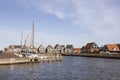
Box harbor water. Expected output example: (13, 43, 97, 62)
(0, 56, 120, 80)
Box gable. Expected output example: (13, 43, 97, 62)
(85, 42, 98, 49)
(46, 45, 53, 49)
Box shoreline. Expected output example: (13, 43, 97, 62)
(62, 53, 120, 59)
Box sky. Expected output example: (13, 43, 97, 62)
(0, 0, 120, 49)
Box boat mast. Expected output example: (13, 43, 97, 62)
(31, 20, 34, 48)
(21, 31, 23, 49)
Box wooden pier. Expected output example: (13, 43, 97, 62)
(0, 53, 63, 65)
(0, 58, 30, 65)
(37, 53, 63, 62)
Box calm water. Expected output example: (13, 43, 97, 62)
(0, 56, 120, 80)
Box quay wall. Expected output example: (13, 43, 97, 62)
(62, 53, 120, 59)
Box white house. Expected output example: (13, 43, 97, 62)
(46, 45, 54, 53)
(38, 44, 46, 54)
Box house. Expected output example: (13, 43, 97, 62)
(74, 48, 81, 54)
(54, 44, 65, 53)
(4, 45, 38, 53)
(60, 45, 65, 53)
(81, 46, 86, 53)
(38, 44, 46, 54)
(65, 45, 74, 54)
(0, 50, 2, 53)
(116, 44, 120, 53)
(4, 45, 23, 53)
(102, 44, 119, 54)
(81, 42, 99, 53)
(46, 45, 54, 53)
(4, 48, 9, 52)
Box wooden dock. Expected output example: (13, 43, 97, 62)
(0, 58, 30, 65)
(37, 53, 63, 62)
(0, 53, 63, 65)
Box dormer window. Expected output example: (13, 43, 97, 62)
(113, 48, 116, 51)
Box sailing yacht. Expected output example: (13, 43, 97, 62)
(20, 21, 38, 58)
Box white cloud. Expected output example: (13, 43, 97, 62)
(1, 0, 120, 48)
(14, 0, 67, 19)
(15, 0, 120, 43)
(68, 0, 120, 42)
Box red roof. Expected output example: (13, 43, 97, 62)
(74, 48, 81, 51)
(106, 44, 119, 51)
(85, 42, 95, 49)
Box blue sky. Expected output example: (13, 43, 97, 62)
(0, 0, 120, 49)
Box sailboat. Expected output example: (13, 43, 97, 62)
(20, 21, 38, 58)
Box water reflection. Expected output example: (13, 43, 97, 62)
(0, 57, 120, 80)
(10, 65, 14, 71)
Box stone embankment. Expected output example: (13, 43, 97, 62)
(62, 53, 120, 59)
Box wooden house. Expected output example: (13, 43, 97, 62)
(81, 42, 99, 53)
(74, 48, 81, 54)
(117, 44, 120, 53)
(46, 45, 54, 53)
(102, 44, 119, 54)
(65, 45, 74, 54)
(81, 46, 86, 53)
(38, 44, 46, 54)
(5, 45, 23, 53)
(54, 44, 65, 53)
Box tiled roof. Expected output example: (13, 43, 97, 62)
(60, 45, 65, 47)
(46, 45, 53, 49)
(117, 44, 120, 49)
(85, 42, 95, 49)
(66, 45, 74, 49)
(9, 45, 23, 48)
(39, 44, 45, 48)
(106, 44, 119, 51)
(74, 48, 81, 50)
(81, 46, 85, 50)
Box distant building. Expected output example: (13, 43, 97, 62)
(101, 44, 119, 54)
(54, 44, 59, 53)
(74, 48, 81, 54)
(4, 45, 38, 53)
(60, 45, 65, 53)
(81, 42, 99, 53)
(38, 44, 46, 54)
(81, 46, 86, 53)
(54, 44, 65, 53)
(116, 44, 120, 53)
(46, 45, 54, 53)
(0, 50, 2, 53)
(65, 45, 74, 54)
(4, 45, 23, 53)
